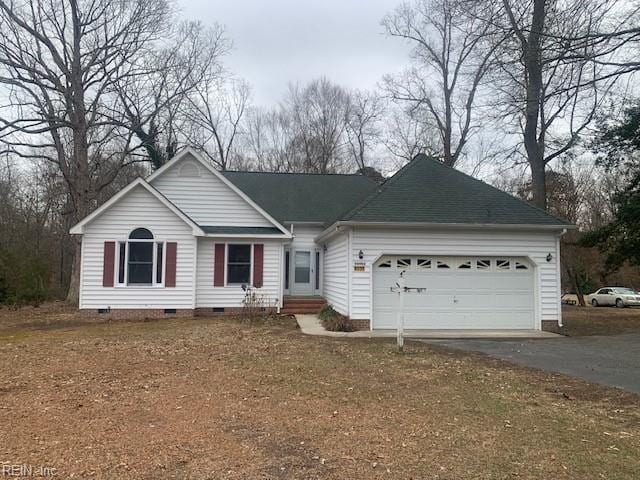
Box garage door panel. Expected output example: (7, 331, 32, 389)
(373, 255, 535, 330)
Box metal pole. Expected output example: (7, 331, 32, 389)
(397, 273, 405, 352)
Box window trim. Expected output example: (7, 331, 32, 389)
(225, 243, 253, 286)
(113, 228, 167, 288)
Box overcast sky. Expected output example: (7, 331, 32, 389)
(178, 0, 411, 107)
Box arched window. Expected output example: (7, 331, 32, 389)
(129, 228, 154, 239)
(116, 228, 164, 285)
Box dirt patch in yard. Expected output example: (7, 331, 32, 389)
(557, 305, 640, 336)
(1, 307, 639, 479)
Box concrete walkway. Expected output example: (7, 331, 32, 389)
(295, 314, 561, 339)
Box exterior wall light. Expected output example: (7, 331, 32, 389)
(358, 250, 364, 259)
(546, 253, 553, 262)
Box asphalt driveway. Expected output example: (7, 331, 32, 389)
(422, 334, 640, 394)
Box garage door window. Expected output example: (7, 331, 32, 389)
(477, 259, 491, 270)
(417, 258, 431, 269)
(397, 258, 411, 268)
(496, 259, 510, 270)
(376, 256, 530, 272)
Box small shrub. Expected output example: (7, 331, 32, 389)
(319, 305, 354, 332)
(240, 284, 276, 322)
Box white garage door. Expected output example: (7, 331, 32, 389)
(373, 256, 535, 329)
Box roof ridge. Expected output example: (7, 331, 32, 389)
(223, 170, 372, 178)
(338, 155, 425, 222)
(426, 157, 571, 225)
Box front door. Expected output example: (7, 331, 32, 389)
(292, 250, 313, 296)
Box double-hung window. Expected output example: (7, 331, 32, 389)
(227, 244, 252, 285)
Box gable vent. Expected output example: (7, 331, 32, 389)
(179, 161, 200, 177)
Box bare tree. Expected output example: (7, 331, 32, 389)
(492, 0, 638, 209)
(287, 77, 351, 173)
(0, 0, 173, 302)
(244, 79, 381, 174)
(345, 90, 384, 170)
(383, 0, 503, 167)
(183, 78, 250, 171)
(112, 21, 230, 169)
(382, 104, 439, 166)
(244, 107, 298, 172)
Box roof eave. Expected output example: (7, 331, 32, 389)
(315, 220, 575, 243)
(202, 233, 293, 239)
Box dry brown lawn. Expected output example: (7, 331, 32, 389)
(1, 305, 639, 479)
(559, 305, 640, 336)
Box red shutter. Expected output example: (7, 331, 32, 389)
(165, 242, 177, 287)
(253, 244, 264, 288)
(102, 241, 115, 287)
(214, 243, 225, 286)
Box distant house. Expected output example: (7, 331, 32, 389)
(70, 148, 571, 331)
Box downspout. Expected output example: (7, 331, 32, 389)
(556, 228, 567, 327)
(347, 228, 353, 318)
(277, 244, 282, 313)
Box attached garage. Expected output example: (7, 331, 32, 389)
(372, 255, 535, 330)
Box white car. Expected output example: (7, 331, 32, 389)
(590, 287, 640, 308)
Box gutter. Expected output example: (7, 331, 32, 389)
(315, 220, 576, 244)
(200, 233, 292, 239)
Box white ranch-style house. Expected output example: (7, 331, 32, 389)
(70, 148, 572, 331)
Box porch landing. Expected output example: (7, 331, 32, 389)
(296, 314, 561, 339)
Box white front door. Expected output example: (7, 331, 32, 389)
(292, 250, 313, 296)
(372, 255, 535, 329)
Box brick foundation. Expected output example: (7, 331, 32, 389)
(541, 320, 561, 333)
(194, 307, 277, 317)
(97, 309, 194, 320)
(349, 318, 370, 331)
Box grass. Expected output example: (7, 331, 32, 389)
(558, 305, 640, 336)
(1, 307, 639, 479)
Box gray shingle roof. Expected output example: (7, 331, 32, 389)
(340, 155, 571, 226)
(222, 171, 378, 224)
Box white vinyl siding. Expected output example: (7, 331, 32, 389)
(80, 185, 195, 309)
(322, 230, 349, 315)
(349, 227, 562, 327)
(290, 225, 323, 251)
(196, 238, 282, 308)
(151, 153, 274, 227)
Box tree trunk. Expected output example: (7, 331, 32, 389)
(574, 271, 586, 307)
(66, 236, 82, 305)
(66, 0, 91, 305)
(530, 159, 547, 209)
(565, 263, 586, 307)
(522, 0, 547, 210)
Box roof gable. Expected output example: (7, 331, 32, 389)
(147, 148, 290, 234)
(340, 155, 571, 227)
(222, 171, 378, 224)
